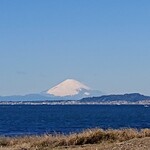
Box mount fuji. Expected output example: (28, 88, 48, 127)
(44, 79, 103, 100)
(0, 79, 103, 101)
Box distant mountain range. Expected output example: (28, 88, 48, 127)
(0, 79, 150, 103)
(0, 93, 150, 105)
(0, 79, 103, 101)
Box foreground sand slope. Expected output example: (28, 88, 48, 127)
(62, 137, 150, 150)
(0, 137, 150, 150)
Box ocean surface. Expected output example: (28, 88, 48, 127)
(0, 105, 150, 136)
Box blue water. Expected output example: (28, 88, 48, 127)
(0, 105, 149, 136)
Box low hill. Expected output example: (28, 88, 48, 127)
(80, 93, 150, 102)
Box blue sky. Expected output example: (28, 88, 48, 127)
(0, 0, 150, 96)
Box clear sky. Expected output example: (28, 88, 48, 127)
(0, 0, 150, 96)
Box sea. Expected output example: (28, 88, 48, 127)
(0, 105, 149, 136)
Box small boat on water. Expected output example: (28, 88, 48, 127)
(144, 105, 149, 107)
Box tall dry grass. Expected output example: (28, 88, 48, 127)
(0, 128, 150, 149)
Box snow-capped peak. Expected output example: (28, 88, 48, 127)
(47, 79, 91, 97)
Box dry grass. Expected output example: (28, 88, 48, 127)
(0, 128, 150, 150)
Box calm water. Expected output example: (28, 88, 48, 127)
(0, 105, 150, 136)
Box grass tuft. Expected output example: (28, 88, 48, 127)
(0, 128, 150, 150)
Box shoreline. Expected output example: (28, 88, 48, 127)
(0, 102, 150, 105)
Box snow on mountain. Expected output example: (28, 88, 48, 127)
(46, 79, 103, 99)
(47, 79, 90, 96)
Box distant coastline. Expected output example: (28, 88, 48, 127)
(0, 100, 150, 105)
(0, 93, 150, 105)
(0, 99, 150, 105)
